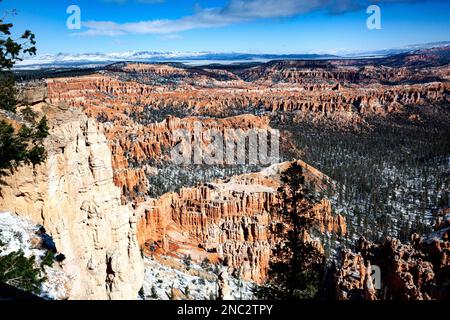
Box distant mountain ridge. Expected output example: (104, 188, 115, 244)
(15, 51, 339, 69)
(14, 41, 450, 70)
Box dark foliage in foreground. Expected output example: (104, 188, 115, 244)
(256, 163, 325, 299)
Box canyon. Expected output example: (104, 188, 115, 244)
(1, 46, 449, 300)
(136, 162, 347, 283)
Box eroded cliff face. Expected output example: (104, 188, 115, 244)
(47, 75, 450, 120)
(235, 58, 450, 84)
(44, 61, 450, 203)
(47, 76, 276, 202)
(136, 161, 346, 283)
(335, 209, 450, 300)
(102, 114, 272, 203)
(0, 105, 144, 300)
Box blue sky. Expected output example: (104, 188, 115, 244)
(2, 0, 450, 55)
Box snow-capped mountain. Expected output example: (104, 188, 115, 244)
(15, 51, 338, 69)
(340, 41, 450, 58)
(14, 41, 450, 69)
(15, 51, 204, 67)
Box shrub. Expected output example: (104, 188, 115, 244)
(0, 116, 49, 182)
(201, 257, 211, 269)
(55, 253, 66, 263)
(0, 6, 47, 183)
(183, 255, 192, 270)
(150, 285, 158, 299)
(40, 250, 55, 269)
(21, 106, 37, 123)
(0, 72, 17, 112)
(0, 250, 45, 294)
(138, 286, 145, 299)
(184, 285, 190, 298)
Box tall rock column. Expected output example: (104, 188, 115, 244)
(0, 107, 144, 300)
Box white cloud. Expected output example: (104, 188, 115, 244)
(78, 0, 433, 36)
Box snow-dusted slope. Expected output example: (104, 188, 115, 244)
(142, 256, 255, 300)
(0, 212, 70, 300)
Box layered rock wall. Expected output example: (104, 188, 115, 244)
(0, 106, 144, 299)
(137, 162, 346, 283)
(47, 76, 450, 120)
(335, 210, 450, 300)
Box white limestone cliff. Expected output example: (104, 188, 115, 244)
(0, 106, 144, 300)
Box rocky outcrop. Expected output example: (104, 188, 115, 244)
(335, 209, 450, 300)
(141, 83, 448, 118)
(107, 113, 272, 202)
(236, 58, 449, 84)
(137, 161, 346, 283)
(0, 105, 144, 300)
(217, 271, 231, 300)
(45, 74, 448, 210)
(48, 80, 276, 202)
(16, 81, 48, 105)
(47, 74, 450, 124)
(45, 66, 449, 200)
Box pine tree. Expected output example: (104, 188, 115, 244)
(0, 2, 48, 183)
(256, 162, 325, 299)
(0, 250, 45, 294)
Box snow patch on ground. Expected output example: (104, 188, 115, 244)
(260, 162, 284, 176)
(210, 181, 275, 194)
(0, 212, 40, 257)
(142, 255, 255, 300)
(422, 226, 450, 244)
(0, 212, 70, 300)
